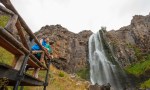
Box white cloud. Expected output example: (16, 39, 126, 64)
(10, 0, 150, 33)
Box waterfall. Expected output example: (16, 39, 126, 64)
(88, 31, 125, 90)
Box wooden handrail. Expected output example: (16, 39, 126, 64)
(16, 20, 30, 49)
(0, 27, 29, 54)
(0, 27, 47, 69)
(0, 35, 23, 55)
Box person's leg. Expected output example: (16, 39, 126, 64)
(33, 68, 40, 78)
(40, 52, 45, 63)
(32, 50, 43, 78)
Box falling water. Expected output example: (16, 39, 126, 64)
(88, 31, 125, 90)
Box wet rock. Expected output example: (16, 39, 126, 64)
(89, 83, 111, 90)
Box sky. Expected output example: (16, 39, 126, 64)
(10, 0, 150, 33)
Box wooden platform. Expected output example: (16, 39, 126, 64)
(0, 63, 44, 86)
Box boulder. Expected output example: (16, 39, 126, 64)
(89, 83, 111, 90)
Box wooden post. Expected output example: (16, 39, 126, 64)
(44, 60, 51, 90)
(14, 55, 25, 70)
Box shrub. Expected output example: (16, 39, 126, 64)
(58, 71, 65, 77)
(125, 54, 150, 76)
(76, 68, 90, 80)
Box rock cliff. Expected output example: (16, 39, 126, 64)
(35, 25, 93, 73)
(101, 14, 150, 67)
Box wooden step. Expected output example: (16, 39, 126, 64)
(0, 63, 44, 86)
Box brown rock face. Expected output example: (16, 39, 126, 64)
(35, 24, 93, 73)
(104, 14, 150, 67)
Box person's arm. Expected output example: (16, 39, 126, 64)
(39, 39, 45, 49)
(40, 39, 43, 44)
(47, 45, 51, 53)
(45, 44, 53, 58)
(49, 45, 53, 58)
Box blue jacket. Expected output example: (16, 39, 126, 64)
(31, 39, 47, 50)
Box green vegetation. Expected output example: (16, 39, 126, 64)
(125, 44, 150, 76)
(127, 44, 142, 59)
(125, 59, 150, 76)
(0, 15, 13, 65)
(141, 79, 150, 89)
(125, 54, 150, 76)
(0, 47, 14, 65)
(76, 68, 90, 80)
(58, 71, 65, 77)
(0, 15, 10, 27)
(7, 86, 31, 90)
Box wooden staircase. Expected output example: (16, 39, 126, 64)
(0, 0, 51, 90)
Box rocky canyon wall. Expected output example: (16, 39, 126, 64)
(104, 14, 150, 67)
(35, 25, 93, 73)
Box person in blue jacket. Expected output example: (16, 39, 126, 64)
(31, 37, 51, 78)
(32, 36, 53, 61)
(32, 37, 47, 50)
(31, 37, 47, 59)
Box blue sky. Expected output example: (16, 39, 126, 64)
(11, 0, 150, 33)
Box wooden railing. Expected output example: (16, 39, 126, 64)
(0, 0, 51, 90)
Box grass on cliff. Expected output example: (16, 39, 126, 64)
(125, 54, 150, 76)
(125, 44, 150, 76)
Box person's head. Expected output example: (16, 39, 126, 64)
(49, 41, 54, 45)
(44, 37, 50, 43)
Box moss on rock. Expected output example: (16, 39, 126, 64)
(141, 79, 150, 89)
